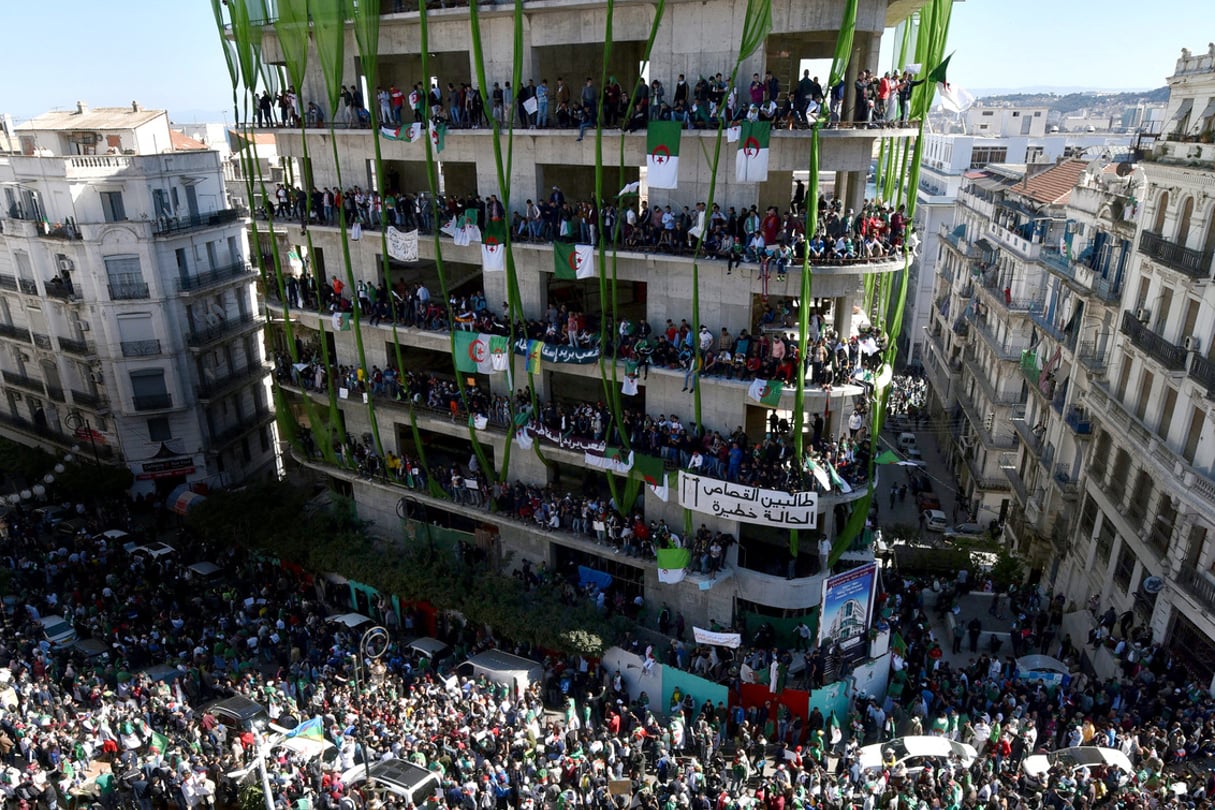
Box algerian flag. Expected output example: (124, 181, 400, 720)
(632, 453, 665, 486)
(454, 331, 479, 374)
(482, 219, 507, 272)
(938, 82, 975, 113)
(622, 374, 639, 396)
(554, 242, 595, 280)
(514, 429, 533, 450)
(473, 333, 497, 374)
(646, 121, 682, 189)
(452, 210, 481, 247)
(736, 121, 770, 183)
(584, 447, 634, 474)
(489, 335, 509, 371)
(440, 216, 459, 238)
(827, 463, 852, 494)
(380, 123, 422, 142)
(148, 731, 171, 756)
(618, 181, 641, 197)
(429, 120, 446, 153)
(747, 378, 782, 406)
(330, 312, 352, 332)
(469, 414, 489, 430)
(656, 548, 691, 584)
(726, 125, 741, 143)
(875, 449, 900, 465)
(649, 477, 670, 503)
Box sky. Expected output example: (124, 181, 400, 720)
(1, 0, 1203, 126)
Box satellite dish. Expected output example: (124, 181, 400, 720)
(1142, 576, 1164, 594)
(1115, 161, 1133, 177)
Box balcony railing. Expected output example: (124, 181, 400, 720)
(186, 314, 259, 348)
(32, 333, 53, 350)
(0, 273, 16, 291)
(120, 339, 162, 357)
(197, 364, 269, 400)
(1178, 567, 1215, 615)
(1064, 407, 1093, 435)
(17, 278, 38, 295)
(0, 323, 31, 342)
(1191, 352, 1215, 394)
(71, 389, 106, 410)
(58, 337, 94, 357)
(1120, 310, 1188, 371)
(45, 385, 65, 402)
(967, 313, 1030, 361)
(2, 370, 44, 394)
(132, 393, 172, 411)
(108, 281, 150, 300)
(0, 411, 114, 459)
(1138, 229, 1213, 280)
(152, 208, 242, 236)
(1052, 465, 1080, 499)
(43, 281, 79, 301)
(1076, 341, 1108, 374)
(1039, 248, 1075, 280)
(178, 261, 253, 293)
(209, 409, 274, 448)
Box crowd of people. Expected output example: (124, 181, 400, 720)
(253, 60, 923, 134)
(0, 494, 1207, 809)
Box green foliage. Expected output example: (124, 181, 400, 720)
(239, 782, 266, 810)
(978, 88, 1168, 114)
(989, 551, 1026, 590)
(188, 482, 623, 656)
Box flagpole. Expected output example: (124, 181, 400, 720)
(255, 731, 276, 810)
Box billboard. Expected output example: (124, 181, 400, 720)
(818, 563, 878, 655)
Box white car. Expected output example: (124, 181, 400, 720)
(922, 509, 948, 532)
(130, 542, 177, 561)
(1022, 747, 1133, 786)
(39, 616, 77, 648)
(858, 736, 978, 776)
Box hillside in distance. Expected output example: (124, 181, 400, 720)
(974, 87, 1169, 114)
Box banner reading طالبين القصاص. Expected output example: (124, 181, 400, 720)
(677, 471, 818, 529)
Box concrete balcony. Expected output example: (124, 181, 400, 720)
(0, 322, 31, 342)
(197, 364, 270, 401)
(962, 353, 1024, 408)
(2, 370, 45, 395)
(186, 314, 261, 350)
(1120, 309, 1187, 372)
(1138, 229, 1212, 280)
(1002, 463, 1029, 504)
(986, 221, 1042, 260)
(1010, 415, 1047, 460)
(153, 208, 244, 237)
(1145, 138, 1215, 170)
(71, 389, 108, 412)
(956, 386, 1018, 452)
(178, 261, 256, 294)
(58, 337, 96, 358)
(967, 313, 1030, 362)
(1051, 464, 1080, 501)
(957, 189, 995, 220)
(1038, 247, 1075, 281)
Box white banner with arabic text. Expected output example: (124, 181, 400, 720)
(678, 471, 818, 529)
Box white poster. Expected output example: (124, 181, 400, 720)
(692, 627, 741, 648)
(678, 471, 818, 528)
(386, 227, 418, 262)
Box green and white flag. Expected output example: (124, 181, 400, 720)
(554, 242, 595, 280)
(747, 378, 782, 406)
(429, 120, 447, 153)
(482, 219, 507, 272)
(584, 447, 634, 474)
(736, 121, 770, 183)
(646, 121, 682, 189)
(380, 123, 423, 142)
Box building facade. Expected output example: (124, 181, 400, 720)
(245, 0, 934, 630)
(0, 104, 276, 495)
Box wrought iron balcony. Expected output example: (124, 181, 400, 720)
(0, 322, 31, 342)
(1120, 310, 1188, 371)
(1191, 352, 1215, 394)
(17, 278, 38, 295)
(0, 273, 16, 291)
(186, 314, 260, 349)
(121, 339, 163, 357)
(178, 261, 254, 293)
(71, 390, 107, 410)
(1178, 567, 1215, 615)
(1138, 229, 1212, 280)
(32, 333, 53, 350)
(1064, 407, 1093, 435)
(2, 370, 45, 394)
(45, 385, 65, 402)
(132, 393, 173, 411)
(43, 281, 79, 301)
(108, 281, 150, 300)
(152, 207, 243, 236)
(58, 337, 95, 357)
(197, 364, 269, 400)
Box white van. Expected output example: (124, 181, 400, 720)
(457, 650, 545, 699)
(344, 758, 442, 806)
(897, 432, 918, 452)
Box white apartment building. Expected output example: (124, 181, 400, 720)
(927, 44, 1215, 688)
(0, 103, 276, 496)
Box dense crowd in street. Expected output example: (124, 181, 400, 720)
(0, 496, 1207, 809)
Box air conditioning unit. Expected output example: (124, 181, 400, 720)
(1136, 308, 1151, 324)
(1184, 335, 1201, 352)
(57, 258, 74, 272)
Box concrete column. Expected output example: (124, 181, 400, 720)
(835, 294, 854, 338)
(842, 40, 861, 125)
(845, 169, 866, 214)
(833, 172, 848, 207)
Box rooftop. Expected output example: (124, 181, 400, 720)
(18, 104, 166, 132)
(1008, 158, 1088, 206)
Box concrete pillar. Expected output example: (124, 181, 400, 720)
(760, 170, 794, 213)
(835, 294, 854, 337)
(842, 40, 861, 125)
(833, 171, 848, 207)
(845, 169, 866, 214)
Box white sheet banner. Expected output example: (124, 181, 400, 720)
(678, 471, 818, 528)
(693, 627, 741, 648)
(386, 227, 418, 262)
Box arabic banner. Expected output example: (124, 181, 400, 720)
(386, 226, 418, 262)
(677, 471, 818, 529)
(513, 338, 600, 365)
(526, 422, 606, 453)
(692, 627, 742, 648)
(818, 562, 878, 651)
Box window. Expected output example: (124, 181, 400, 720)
(1079, 495, 1098, 541)
(1115, 358, 1132, 401)
(129, 369, 170, 411)
(1183, 406, 1204, 463)
(240, 437, 251, 464)
(1012, 111, 1020, 117)
(1158, 386, 1177, 441)
(260, 425, 271, 453)
(147, 417, 172, 442)
(969, 147, 1008, 168)
(1108, 449, 1131, 502)
(1136, 370, 1154, 422)
(99, 191, 126, 222)
(1113, 543, 1136, 591)
(1096, 517, 1115, 563)
(1127, 470, 1152, 528)
(1090, 431, 1110, 479)
(1149, 495, 1177, 556)
(104, 256, 148, 300)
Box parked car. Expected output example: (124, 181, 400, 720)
(1022, 747, 1132, 788)
(32, 505, 70, 529)
(129, 542, 177, 562)
(343, 758, 442, 807)
(38, 615, 77, 648)
(944, 523, 986, 541)
(922, 509, 949, 532)
(896, 432, 918, 452)
(916, 493, 942, 511)
(205, 695, 269, 732)
(858, 736, 977, 776)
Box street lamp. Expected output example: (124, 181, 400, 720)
(64, 413, 100, 464)
(350, 625, 390, 785)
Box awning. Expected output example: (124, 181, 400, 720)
(971, 176, 1006, 192)
(1169, 97, 1194, 125)
(1197, 97, 1215, 129)
(167, 483, 206, 515)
